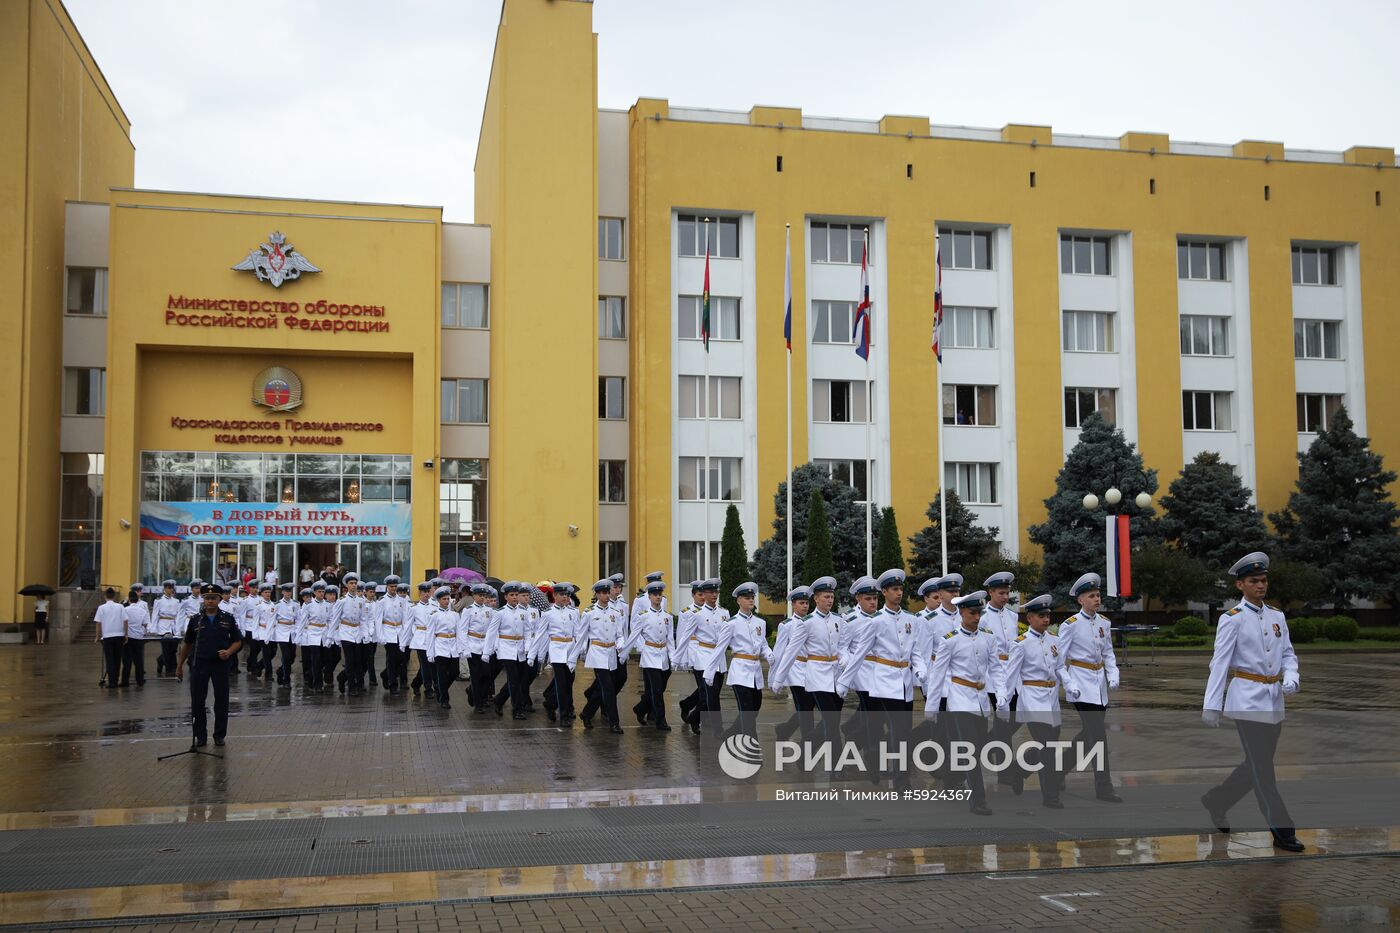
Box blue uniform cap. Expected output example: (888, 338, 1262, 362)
(1070, 572, 1102, 597)
(935, 573, 964, 592)
(342, 572, 359, 583)
(608, 573, 625, 585)
(645, 571, 664, 582)
(645, 580, 666, 595)
(433, 586, 451, 599)
(810, 575, 837, 594)
(324, 585, 339, 596)
(849, 576, 879, 597)
(383, 574, 401, 586)
(198, 583, 221, 596)
(787, 585, 813, 603)
(593, 579, 612, 594)
(917, 578, 941, 598)
(162, 579, 177, 588)
(877, 568, 906, 590)
(953, 590, 988, 611)
(983, 571, 1015, 589)
(732, 582, 758, 600)
(1021, 593, 1054, 614)
(1229, 552, 1270, 577)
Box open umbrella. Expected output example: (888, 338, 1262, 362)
(18, 584, 55, 597)
(440, 567, 485, 584)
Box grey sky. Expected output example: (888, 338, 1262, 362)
(67, 0, 1398, 223)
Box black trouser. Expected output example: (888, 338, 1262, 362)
(580, 667, 619, 726)
(258, 638, 274, 678)
(990, 693, 1020, 784)
(322, 643, 341, 684)
(1204, 719, 1295, 838)
(808, 689, 844, 751)
(277, 641, 296, 683)
(550, 662, 576, 720)
(101, 636, 124, 686)
(382, 644, 406, 690)
(363, 642, 378, 685)
(866, 695, 914, 785)
(189, 656, 231, 742)
(411, 648, 436, 695)
(1071, 701, 1115, 794)
(1007, 720, 1064, 803)
(730, 683, 763, 738)
(775, 685, 814, 740)
(302, 644, 323, 688)
(466, 653, 490, 706)
(496, 658, 526, 714)
(244, 637, 261, 673)
(120, 638, 146, 685)
(434, 654, 459, 706)
(947, 711, 988, 808)
(339, 640, 363, 690)
(686, 670, 725, 731)
(158, 637, 179, 675)
(640, 667, 671, 728)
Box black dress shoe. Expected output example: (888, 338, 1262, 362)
(689, 718, 701, 735)
(634, 705, 648, 726)
(513, 711, 527, 720)
(213, 737, 225, 747)
(581, 717, 593, 730)
(1009, 774, 1024, 796)
(411, 685, 421, 696)
(439, 702, 452, 710)
(494, 703, 505, 717)
(1273, 835, 1305, 852)
(546, 710, 557, 722)
(1043, 798, 1064, 809)
(655, 724, 672, 732)
(610, 724, 624, 734)
(1201, 793, 1230, 834)
(1096, 791, 1124, 803)
(970, 805, 992, 816)
(193, 738, 208, 748)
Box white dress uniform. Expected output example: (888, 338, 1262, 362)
(1057, 610, 1120, 706)
(912, 605, 958, 695)
(800, 609, 841, 694)
(673, 601, 703, 670)
(691, 605, 729, 685)
(426, 606, 462, 663)
(923, 624, 1002, 715)
(461, 602, 489, 657)
(539, 605, 582, 666)
(708, 610, 771, 689)
(253, 597, 276, 643)
(273, 597, 298, 643)
(483, 604, 529, 661)
(1204, 599, 1299, 724)
(1001, 628, 1070, 726)
(573, 602, 624, 671)
(980, 602, 1021, 694)
(408, 599, 434, 652)
(836, 608, 880, 695)
(839, 606, 916, 703)
(768, 615, 804, 691)
(176, 592, 200, 637)
(630, 592, 668, 628)
(378, 594, 410, 648)
(152, 595, 180, 638)
(623, 607, 675, 672)
(297, 599, 330, 648)
(124, 600, 150, 640)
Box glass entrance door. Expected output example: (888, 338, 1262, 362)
(275, 542, 296, 590)
(194, 542, 215, 584)
(239, 543, 261, 588)
(337, 542, 359, 577)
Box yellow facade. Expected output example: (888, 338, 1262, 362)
(1, 0, 133, 622)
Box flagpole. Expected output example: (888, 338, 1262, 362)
(784, 224, 793, 603)
(863, 229, 872, 579)
(703, 242, 711, 579)
(935, 232, 948, 576)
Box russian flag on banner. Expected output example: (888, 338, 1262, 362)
(782, 227, 792, 351)
(1106, 514, 1132, 597)
(852, 237, 871, 360)
(932, 235, 944, 363)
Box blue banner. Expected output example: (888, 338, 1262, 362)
(140, 501, 411, 542)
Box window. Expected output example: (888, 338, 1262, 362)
(63, 367, 105, 416)
(812, 379, 872, 424)
(141, 451, 413, 506)
(1177, 240, 1228, 281)
(945, 462, 998, 504)
(599, 376, 625, 420)
(678, 375, 741, 420)
(937, 227, 993, 270)
(810, 221, 872, 264)
(814, 458, 874, 502)
(440, 458, 487, 573)
(1060, 234, 1113, 275)
(941, 384, 997, 426)
(1180, 315, 1231, 356)
(811, 300, 856, 344)
(441, 378, 487, 424)
(599, 460, 626, 503)
(678, 456, 742, 501)
(678, 295, 741, 341)
(599, 541, 626, 579)
(677, 214, 740, 258)
(1064, 387, 1117, 427)
(1062, 310, 1116, 353)
(441, 283, 489, 328)
(66, 267, 107, 316)
(1294, 319, 1341, 360)
(598, 217, 625, 260)
(679, 540, 721, 582)
(944, 306, 995, 349)
(599, 296, 626, 339)
(1291, 245, 1338, 285)
(1182, 391, 1233, 431)
(1297, 394, 1343, 433)
(59, 452, 104, 587)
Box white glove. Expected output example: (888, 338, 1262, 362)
(567, 661, 576, 673)
(994, 702, 1010, 721)
(1202, 708, 1221, 728)
(1282, 674, 1299, 696)
(1107, 673, 1120, 690)
(1066, 687, 1081, 702)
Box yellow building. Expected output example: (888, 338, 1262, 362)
(3, 0, 1397, 629)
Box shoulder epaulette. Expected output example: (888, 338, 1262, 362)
(1015, 634, 1026, 642)
(943, 630, 956, 639)
(1062, 614, 1078, 624)
(1226, 607, 1242, 617)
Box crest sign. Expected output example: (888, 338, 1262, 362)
(252, 366, 304, 413)
(232, 231, 321, 288)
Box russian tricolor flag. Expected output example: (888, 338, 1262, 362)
(1106, 514, 1132, 597)
(853, 237, 871, 360)
(783, 227, 792, 351)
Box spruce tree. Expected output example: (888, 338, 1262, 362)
(718, 503, 749, 616)
(873, 506, 905, 576)
(1268, 407, 1400, 607)
(964, 550, 1043, 599)
(751, 463, 877, 601)
(1158, 451, 1268, 572)
(1027, 412, 1159, 603)
(802, 489, 834, 583)
(906, 490, 999, 584)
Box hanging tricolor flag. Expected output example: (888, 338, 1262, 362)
(782, 228, 793, 351)
(932, 236, 944, 363)
(1105, 514, 1133, 597)
(852, 236, 871, 360)
(701, 247, 711, 352)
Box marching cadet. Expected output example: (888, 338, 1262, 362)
(998, 594, 1071, 808)
(622, 580, 675, 731)
(121, 586, 150, 687)
(924, 590, 1003, 815)
(176, 579, 203, 640)
(377, 575, 411, 694)
(237, 583, 259, 677)
(175, 583, 243, 748)
(272, 583, 298, 686)
(321, 585, 344, 687)
(769, 585, 814, 743)
(630, 571, 668, 626)
(298, 583, 330, 689)
(426, 586, 461, 709)
(838, 576, 880, 745)
(674, 580, 705, 724)
(802, 577, 844, 744)
(336, 573, 368, 695)
(408, 581, 436, 698)
(463, 584, 494, 712)
(683, 579, 726, 735)
(521, 582, 551, 708)
(253, 584, 277, 680)
(538, 583, 581, 725)
(1201, 552, 1304, 852)
(361, 581, 380, 689)
(841, 570, 918, 785)
(575, 580, 626, 733)
(608, 574, 631, 699)
(706, 582, 770, 738)
(152, 580, 181, 677)
(1058, 572, 1122, 802)
(981, 571, 1021, 789)
(485, 582, 531, 719)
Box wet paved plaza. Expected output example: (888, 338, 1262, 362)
(0, 644, 1396, 929)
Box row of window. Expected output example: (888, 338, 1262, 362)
(140, 451, 415, 505)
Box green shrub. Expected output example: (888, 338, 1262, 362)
(1173, 616, 1208, 637)
(1324, 616, 1359, 642)
(1288, 617, 1318, 643)
(1361, 628, 1400, 643)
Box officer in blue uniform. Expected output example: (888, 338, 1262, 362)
(175, 583, 243, 748)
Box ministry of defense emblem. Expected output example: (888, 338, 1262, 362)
(232, 231, 321, 288)
(252, 366, 304, 412)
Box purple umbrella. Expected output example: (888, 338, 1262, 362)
(441, 567, 485, 584)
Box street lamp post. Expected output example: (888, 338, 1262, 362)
(1082, 469, 1153, 600)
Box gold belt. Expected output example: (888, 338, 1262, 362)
(1231, 668, 1282, 684)
(997, 653, 1009, 660)
(468, 631, 485, 638)
(864, 655, 909, 669)
(383, 622, 401, 628)
(697, 640, 716, 649)
(499, 634, 522, 640)
(796, 656, 808, 662)
(434, 632, 454, 639)
(645, 640, 667, 649)
(550, 636, 574, 643)
(1068, 659, 1103, 671)
(807, 654, 837, 662)
(1022, 679, 1057, 688)
(952, 676, 985, 689)
(341, 621, 359, 627)
(733, 652, 759, 661)
(591, 640, 616, 648)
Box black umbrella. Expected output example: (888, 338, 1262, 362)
(18, 584, 55, 597)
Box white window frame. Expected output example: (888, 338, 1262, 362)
(599, 376, 625, 421)
(1060, 234, 1113, 276)
(1297, 393, 1343, 433)
(678, 456, 743, 502)
(678, 295, 742, 342)
(598, 217, 625, 261)
(811, 300, 857, 345)
(677, 375, 741, 420)
(1183, 390, 1233, 432)
(941, 384, 998, 427)
(65, 267, 108, 317)
(441, 282, 489, 329)
(1062, 310, 1116, 353)
(598, 296, 626, 339)
(812, 379, 872, 424)
(945, 462, 999, 505)
(599, 541, 626, 579)
(1180, 314, 1232, 357)
(441, 378, 488, 425)
(679, 540, 721, 582)
(937, 227, 993, 271)
(1291, 245, 1338, 286)
(598, 460, 626, 504)
(1293, 319, 1342, 360)
(1064, 387, 1117, 427)
(810, 221, 872, 265)
(1177, 240, 1228, 281)
(944, 306, 995, 350)
(677, 215, 741, 259)
(63, 367, 106, 417)
(812, 458, 875, 503)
